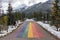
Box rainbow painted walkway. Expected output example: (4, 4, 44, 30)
(0, 21, 58, 40)
(11, 21, 45, 38)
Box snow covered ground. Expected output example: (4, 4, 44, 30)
(37, 21, 60, 39)
(25, 19, 34, 21)
(0, 20, 22, 37)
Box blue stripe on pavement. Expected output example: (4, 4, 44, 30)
(22, 22, 30, 38)
(17, 22, 29, 38)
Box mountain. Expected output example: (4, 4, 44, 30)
(15, 4, 28, 12)
(15, 0, 60, 14)
(23, 0, 60, 14)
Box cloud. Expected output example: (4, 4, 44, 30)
(0, 0, 48, 13)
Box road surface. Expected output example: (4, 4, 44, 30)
(0, 21, 58, 40)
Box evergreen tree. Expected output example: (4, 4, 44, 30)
(52, 0, 59, 31)
(7, 3, 15, 25)
(39, 12, 42, 21)
(46, 13, 50, 23)
(21, 12, 26, 21)
(3, 15, 8, 25)
(14, 12, 21, 21)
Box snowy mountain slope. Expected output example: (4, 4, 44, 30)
(23, 0, 54, 14)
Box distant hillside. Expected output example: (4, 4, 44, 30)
(15, 0, 60, 14)
(23, 0, 55, 14)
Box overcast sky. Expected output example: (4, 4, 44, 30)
(0, 0, 48, 13)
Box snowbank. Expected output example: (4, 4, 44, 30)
(16, 20, 22, 26)
(25, 19, 34, 21)
(0, 20, 22, 37)
(0, 31, 7, 37)
(7, 26, 16, 33)
(37, 21, 60, 39)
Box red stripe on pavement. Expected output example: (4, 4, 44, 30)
(32, 22, 45, 38)
(32, 23, 40, 38)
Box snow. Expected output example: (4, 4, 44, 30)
(16, 20, 22, 27)
(0, 30, 7, 37)
(37, 21, 60, 39)
(25, 19, 34, 21)
(0, 20, 22, 37)
(7, 26, 16, 33)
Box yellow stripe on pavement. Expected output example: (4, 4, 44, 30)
(28, 22, 33, 38)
